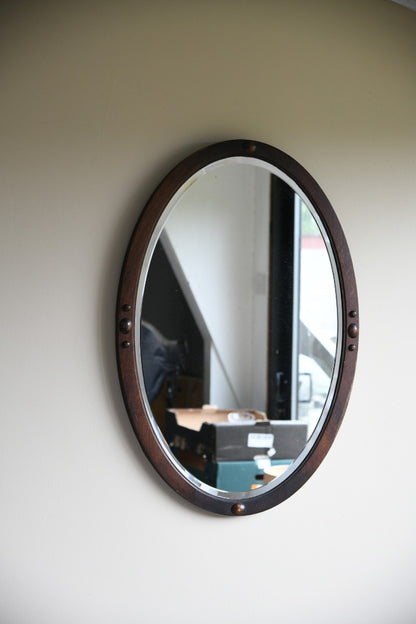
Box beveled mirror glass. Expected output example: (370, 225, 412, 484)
(116, 140, 358, 515)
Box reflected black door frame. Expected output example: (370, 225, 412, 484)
(268, 176, 301, 420)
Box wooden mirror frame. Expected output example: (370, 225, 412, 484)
(116, 139, 358, 516)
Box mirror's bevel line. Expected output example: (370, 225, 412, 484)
(134, 156, 342, 501)
(116, 139, 359, 515)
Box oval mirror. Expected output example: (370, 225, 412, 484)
(116, 140, 358, 515)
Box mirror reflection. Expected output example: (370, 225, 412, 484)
(140, 159, 338, 493)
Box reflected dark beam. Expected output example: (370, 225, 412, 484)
(268, 176, 299, 420)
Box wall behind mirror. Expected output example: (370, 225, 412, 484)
(2, 1, 415, 621)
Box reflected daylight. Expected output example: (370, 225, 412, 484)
(139, 159, 338, 493)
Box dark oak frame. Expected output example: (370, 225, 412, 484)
(116, 139, 359, 516)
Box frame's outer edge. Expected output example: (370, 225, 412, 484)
(116, 139, 359, 516)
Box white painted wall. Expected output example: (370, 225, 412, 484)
(1, 2, 415, 623)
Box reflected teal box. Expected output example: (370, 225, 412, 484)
(216, 459, 292, 491)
